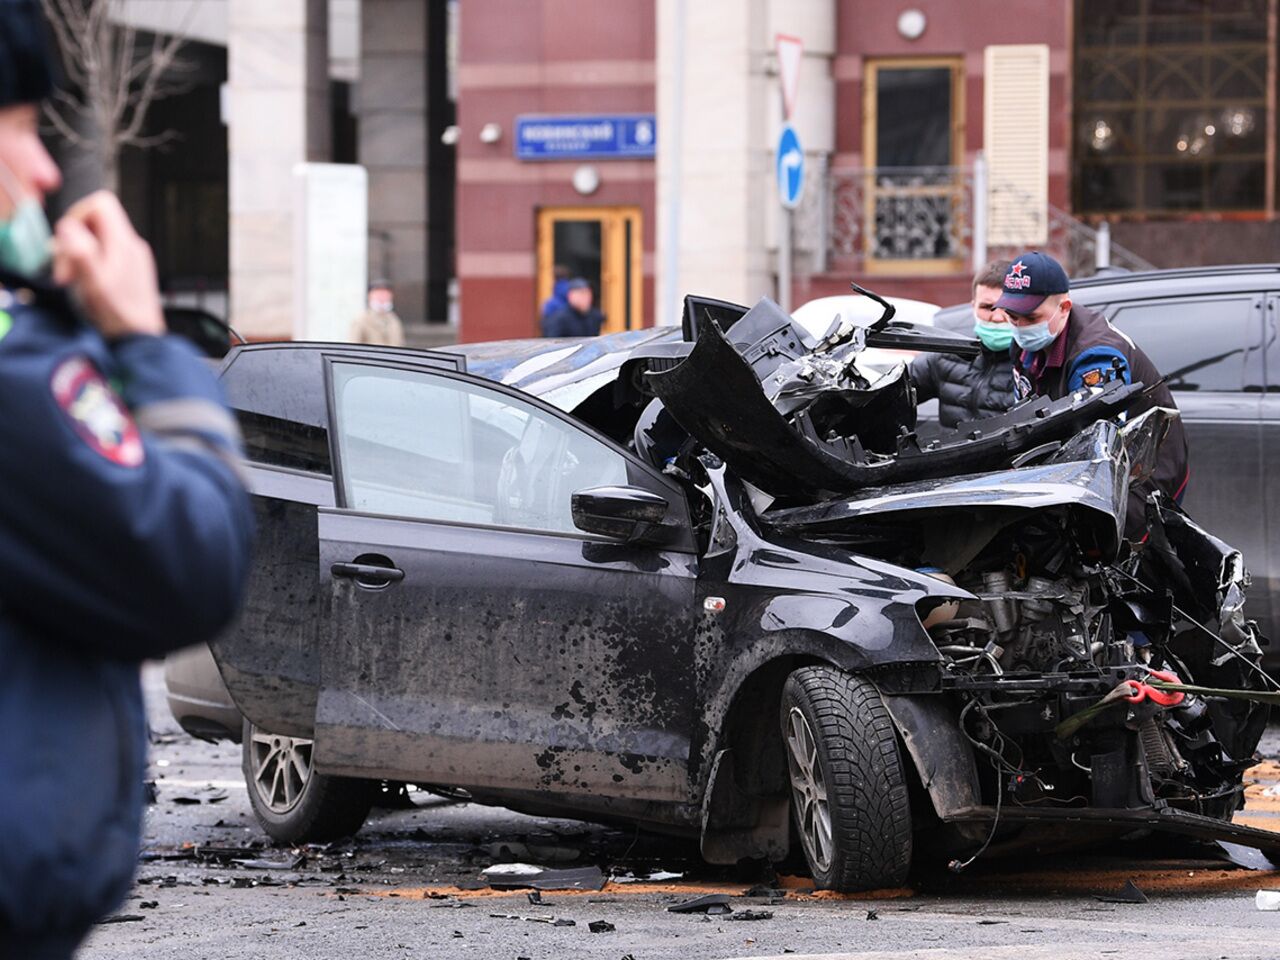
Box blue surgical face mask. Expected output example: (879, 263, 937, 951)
(0, 159, 52, 278)
(1011, 317, 1058, 353)
(0, 195, 52, 277)
(974, 318, 1014, 351)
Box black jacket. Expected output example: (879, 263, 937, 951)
(0, 275, 253, 956)
(1014, 304, 1190, 533)
(542, 304, 604, 338)
(909, 347, 1016, 428)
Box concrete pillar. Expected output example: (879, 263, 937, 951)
(228, 0, 330, 340)
(358, 0, 430, 327)
(657, 0, 834, 316)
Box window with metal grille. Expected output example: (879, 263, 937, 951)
(1073, 0, 1271, 215)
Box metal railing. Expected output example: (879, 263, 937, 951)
(793, 161, 1154, 280)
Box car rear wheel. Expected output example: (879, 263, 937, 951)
(780, 666, 912, 891)
(242, 720, 376, 844)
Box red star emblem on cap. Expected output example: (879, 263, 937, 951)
(1009, 261, 1026, 276)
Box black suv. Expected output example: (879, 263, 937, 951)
(936, 264, 1280, 641)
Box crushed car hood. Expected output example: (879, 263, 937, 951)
(640, 298, 1148, 499)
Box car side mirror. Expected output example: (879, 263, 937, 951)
(571, 485, 670, 542)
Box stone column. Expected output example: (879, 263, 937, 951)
(358, 0, 430, 327)
(656, 0, 834, 316)
(657, 0, 771, 317)
(228, 0, 330, 340)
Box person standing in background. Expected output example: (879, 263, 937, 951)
(350, 278, 405, 346)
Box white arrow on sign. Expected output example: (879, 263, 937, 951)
(776, 33, 803, 121)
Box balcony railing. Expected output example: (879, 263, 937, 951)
(792, 163, 1154, 280)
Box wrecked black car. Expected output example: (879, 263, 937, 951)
(207, 293, 1280, 892)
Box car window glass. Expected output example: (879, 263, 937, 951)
(332, 363, 628, 533)
(222, 350, 332, 473)
(1107, 296, 1259, 391)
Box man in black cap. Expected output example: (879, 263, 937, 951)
(0, 3, 253, 956)
(993, 250, 1189, 532)
(541, 276, 605, 337)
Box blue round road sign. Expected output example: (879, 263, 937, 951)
(776, 124, 804, 209)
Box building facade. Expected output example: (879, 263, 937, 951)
(81, 1, 1280, 343)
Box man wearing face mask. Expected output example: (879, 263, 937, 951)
(0, 4, 253, 957)
(909, 259, 1016, 428)
(995, 251, 1189, 530)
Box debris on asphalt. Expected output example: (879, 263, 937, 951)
(976, 919, 1009, 925)
(139, 901, 159, 909)
(866, 909, 879, 921)
(481, 840, 580, 863)
(480, 863, 606, 891)
(611, 869, 684, 883)
(743, 884, 784, 898)
(170, 788, 228, 805)
(731, 909, 774, 921)
(1093, 880, 1149, 904)
(488, 913, 575, 926)
(233, 855, 306, 870)
(95, 915, 145, 925)
(668, 893, 733, 915)
(1256, 890, 1280, 911)
(1219, 842, 1278, 871)
(588, 920, 615, 933)
(526, 890, 543, 905)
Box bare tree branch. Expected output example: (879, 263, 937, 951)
(39, 0, 202, 188)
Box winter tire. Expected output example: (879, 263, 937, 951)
(242, 720, 377, 843)
(780, 666, 912, 891)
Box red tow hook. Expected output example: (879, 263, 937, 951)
(1123, 669, 1186, 707)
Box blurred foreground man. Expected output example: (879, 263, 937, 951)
(0, 5, 253, 957)
(995, 251, 1189, 533)
(909, 259, 1016, 428)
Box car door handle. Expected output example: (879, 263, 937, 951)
(330, 562, 405, 584)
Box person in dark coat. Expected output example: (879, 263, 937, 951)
(540, 263, 571, 321)
(542, 277, 605, 338)
(0, 5, 254, 956)
(909, 259, 1016, 428)
(995, 251, 1189, 535)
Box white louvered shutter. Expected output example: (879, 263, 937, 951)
(984, 44, 1049, 246)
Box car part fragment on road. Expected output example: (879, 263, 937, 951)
(1094, 879, 1149, 903)
(480, 863, 606, 891)
(668, 893, 734, 914)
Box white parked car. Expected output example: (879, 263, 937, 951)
(790, 295, 940, 374)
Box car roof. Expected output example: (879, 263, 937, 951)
(1068, 263, 1280, 302)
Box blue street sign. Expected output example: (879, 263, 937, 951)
(776, 124, 805, 209)
(515, 114, 657, 161)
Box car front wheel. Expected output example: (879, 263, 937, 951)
(780, 666, 912, 891)
(242, 720, 376, 844)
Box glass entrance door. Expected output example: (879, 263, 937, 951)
(537, 207, 642, 334)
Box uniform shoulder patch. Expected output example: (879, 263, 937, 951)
(1080, 368, 1104, 387)
(51, 356, 145, 467)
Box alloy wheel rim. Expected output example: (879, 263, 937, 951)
(248, 726, 314, 814)
(785, 706, 834, 874)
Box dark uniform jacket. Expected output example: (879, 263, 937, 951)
(909, 347, 1016, 428)
(0, 274, 253, 957)
(542, 304, 604, 338)
(1013, 304, 1190, 533)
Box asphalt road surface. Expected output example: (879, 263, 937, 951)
(77, 665, 1280, 960)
